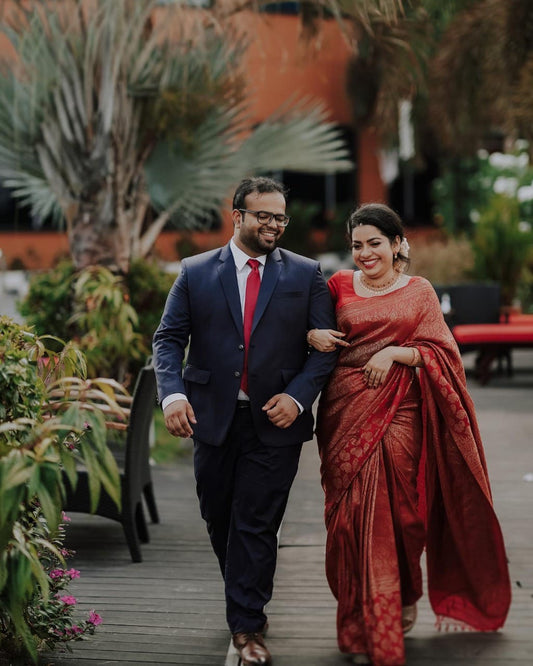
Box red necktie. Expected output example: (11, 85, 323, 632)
(241, 259, 261, 393)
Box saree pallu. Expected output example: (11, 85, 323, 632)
(316, 273, 511, 666)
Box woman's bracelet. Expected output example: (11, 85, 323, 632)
(306, 329, 316, 345)
(409, 347, 421, 366)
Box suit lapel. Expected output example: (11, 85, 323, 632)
(253, 248, 282, 333)
(217, 244, 243, 336)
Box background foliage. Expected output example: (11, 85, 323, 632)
(20, 260, 175, 383)
(0, 317, 121, 661)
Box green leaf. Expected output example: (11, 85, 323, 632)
(79, 438, 101, 512)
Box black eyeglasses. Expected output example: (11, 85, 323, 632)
(238, 209, 290, 227)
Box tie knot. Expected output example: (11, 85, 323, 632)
(247, 259, 260, 271)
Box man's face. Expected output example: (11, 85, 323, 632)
(232, 191, 287, 256)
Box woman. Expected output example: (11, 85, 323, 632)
(308, 204, 511, 666)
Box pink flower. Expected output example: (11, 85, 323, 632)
(66, 568, 81, 579)
(59, 595, 77, 605)
(61, 511, 72, 522)
(87, 610, 102, 626)
(49, 569, 64, 580)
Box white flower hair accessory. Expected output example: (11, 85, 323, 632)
(399, 237, 410, 258)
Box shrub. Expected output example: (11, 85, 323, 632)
(19, 259, 175, 384)
(18, 261, 76, 340)
(68, 266, 146, 383)
(0, 317, 122, 662)
(470, 195, 533, 306)
(408, 236, 475, 285)
(433, 142, 533, 236)
(0, 507, 102, 658)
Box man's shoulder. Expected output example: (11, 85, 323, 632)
(277, 247, 319, 270)
(182, 246, 225, 269)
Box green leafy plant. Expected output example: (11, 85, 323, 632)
(68, 267, 146, 383)
(17, 261, 77, 340)
(470, 194, 533, 306)
(0, 316, 122, 662)
(19, 259, 173, 383)
(0, 507, 102, 657)
(126, 259, 176, 362)
(433, 142, 533, 235)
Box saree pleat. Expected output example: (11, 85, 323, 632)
(316, 272, 511, 666)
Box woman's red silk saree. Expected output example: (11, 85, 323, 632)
(316, 272, 511, 666)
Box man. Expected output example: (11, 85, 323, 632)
(152, 176, 337, 665)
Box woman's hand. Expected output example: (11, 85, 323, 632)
(363, 347, 397, 388)
(307, 328, 349, 352)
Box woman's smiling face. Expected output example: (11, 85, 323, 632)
(351, 224, 400, 282)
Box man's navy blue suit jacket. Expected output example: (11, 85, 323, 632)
(152, 243, 338, 447)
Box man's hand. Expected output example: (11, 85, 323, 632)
(163, 399, 197, 438)
(262, 393, 299, 429)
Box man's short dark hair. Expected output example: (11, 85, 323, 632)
(232, 177, 288, 210)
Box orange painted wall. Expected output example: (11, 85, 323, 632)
(234, 13, 352, 125)
(0, 228, 230, 270)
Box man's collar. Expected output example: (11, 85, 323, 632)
(230, 239, 267, 270)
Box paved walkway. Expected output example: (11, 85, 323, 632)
(1, 352, 532, 666)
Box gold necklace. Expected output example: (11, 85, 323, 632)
(357, 270, 401, 294)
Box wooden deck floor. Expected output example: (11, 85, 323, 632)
(6, 351, 533, 666)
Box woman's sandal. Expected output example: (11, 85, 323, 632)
(402, 604, 417, 634)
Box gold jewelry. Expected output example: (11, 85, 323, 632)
(357, 271, 402, 295)
(409, 347, 421, 366)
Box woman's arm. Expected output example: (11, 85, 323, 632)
(363, 346, 422, 388)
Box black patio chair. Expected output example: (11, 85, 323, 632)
(433, 282, 512, 376)
(433, 282, 501, 330)
(62, 363, 160, 562)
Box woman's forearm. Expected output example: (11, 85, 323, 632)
(391, 346, 422, 367)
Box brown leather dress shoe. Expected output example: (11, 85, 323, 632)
(232, 632, 272, 665)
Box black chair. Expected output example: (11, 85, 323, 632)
(63, 364, 160, 562)
(433, 283, 501, 330)
(433, 282, 512, 376)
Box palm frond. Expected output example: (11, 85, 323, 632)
(0, 0, 354, 266)
(145, 98, 352, 228)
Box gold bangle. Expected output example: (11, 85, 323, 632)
(409, 347, 421, 366)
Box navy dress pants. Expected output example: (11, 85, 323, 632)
(193, 404, 302, 634)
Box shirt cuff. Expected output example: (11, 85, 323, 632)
(286, 394, 304, 414)
(161, 393, 188, 410)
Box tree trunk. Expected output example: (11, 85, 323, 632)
(67, 195, 131, 274)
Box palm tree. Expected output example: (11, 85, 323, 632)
(0, 0, 354, 272)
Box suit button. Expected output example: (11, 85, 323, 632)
(234, 371, 241, 377)
(238, 344, 244, 351)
